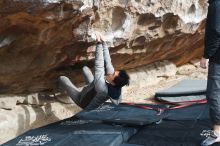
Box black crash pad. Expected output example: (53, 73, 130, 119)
(128, 120, 218, 146)
(76, 103, 165, 126)
(77, 103, 209, 125)
(165, 103, 210, 121)
(3, 103, 214, 146)
(3, 117, 137, 146)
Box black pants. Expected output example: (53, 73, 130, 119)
(207, 62, 220, 124)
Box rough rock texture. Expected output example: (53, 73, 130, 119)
(0, 0, 208, 94)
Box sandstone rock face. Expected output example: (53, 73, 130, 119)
(0, 0, 94, 94)
(0, 0, 208, 94)
(94, 0, 207, 67)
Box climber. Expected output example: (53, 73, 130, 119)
(58, 32, 130, 110)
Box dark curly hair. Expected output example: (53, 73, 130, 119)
(113, 70, 130, 87)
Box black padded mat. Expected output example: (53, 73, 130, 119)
(3, 117, 137, 146)
(164, 103, 210, 120)
(76, 103, 165, 126)
(3, 103, 214, 146)
(128, 120, 217, 146)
